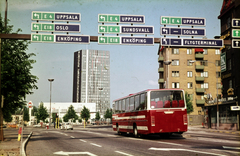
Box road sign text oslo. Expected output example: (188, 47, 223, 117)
(161, 16, 205, 26)
(31, 23, 80, 32)
(32, 11, 81, 22)
(98, 14, 144, 24)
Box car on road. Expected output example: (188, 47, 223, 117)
(33, 123, 41, 128)
(60, 122, 73, 130)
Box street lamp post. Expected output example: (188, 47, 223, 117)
(48, 79, 54, 127)
(190, 60, 220, 129)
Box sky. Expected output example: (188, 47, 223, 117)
(0, 0, 223, 107)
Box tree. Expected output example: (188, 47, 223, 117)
(95, 112, 100, 120)
(0, 15, 38, 141)
(104, 109, 112, 119)
(63, 105, 78, 122)
(185, 92, 194, 114)
(36, 102, 49, 123)
(80, 106, 90, 123)
(23, 107, 29, 122)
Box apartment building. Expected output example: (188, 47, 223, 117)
(158, 47, 221, 124)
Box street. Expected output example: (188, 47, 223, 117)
(25, 125, 240, 156)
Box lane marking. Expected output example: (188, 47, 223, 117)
(188, 137, 239, 144)
(212, 149, 240, 154)
(71, 136, 75, 138)
(158, 141, 183, 146)
(90, 143, 102, 147)
(115, 151, 134, 156)
(223, 146, 240, 150)
(53, 151, 97, 156)
(79, 139, 87, 142)
(149, 148, 226, 156)
(65, 134, 68, 136)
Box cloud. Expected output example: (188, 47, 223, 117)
(148, 80, 158, 86)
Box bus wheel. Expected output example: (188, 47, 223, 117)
(133, 126, 138, 137)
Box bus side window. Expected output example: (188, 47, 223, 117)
(140, 93, 146, 110)
(126, 98, 129, 112)
(135, 95, 140, 111)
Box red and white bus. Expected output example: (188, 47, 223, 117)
(112, 89, 188, 137)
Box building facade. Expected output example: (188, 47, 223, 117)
(158, 47, 221, 125)
(72, 50, 110, 115)
(216, 0, 240, 130)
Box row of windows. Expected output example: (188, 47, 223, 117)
(172, 49, 220, 55)
(115, 93, 147, 113)
(172, 82, 221, 89)
(173, 71, 219, 78)
(171, 60, 221, 66)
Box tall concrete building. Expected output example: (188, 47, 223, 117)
(72, 50, 110, 115)
(158, 47, 221, 125)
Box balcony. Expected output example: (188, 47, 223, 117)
(196, 88, 205, 93)
(158, 78, 164, 83)
(195, 53, 204, 59)
(195, 65, 204, 70)
(196, 99, 205, 105)
(158, 56, 164, 62)
(195, 76, 204, 82)
(158, 67, 164, 72)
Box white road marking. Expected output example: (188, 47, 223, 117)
(158, 141, 183, 146)
(223, 146, 240, 150)
(79, 139, 87, 142)
(53, 151, 97, 156)
(65, 134, 68, 136)
(149, 148, 226, 156)
(115, 151, 134, 156)
(107, 134, 118, 137)
(188, 137, 239, 144)
(212, 149, 240, 154)
(90, 143, 102, 147)
(70, 136, 75, 138)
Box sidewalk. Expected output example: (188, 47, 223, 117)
(0, 127, 33, 156)
(188, 125, 240, 135)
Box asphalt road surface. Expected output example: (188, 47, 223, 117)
(26, 125, 240, 156)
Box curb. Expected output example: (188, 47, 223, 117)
(209, 130, 240, 135)
(21, 131, 33, 156)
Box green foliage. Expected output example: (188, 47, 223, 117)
(0, 15, 38, 120)
(104, 109, 112, 119)
(4, 112, 12, 122)
(95, 112, 100, 120)
(36, 102, 49, 122)
(23, 107, 29, 122)
(63, 105, 78, 122)
(80, 106, 90, 121)
(185, 92, 194, 114)
(31, 106, 38, 116)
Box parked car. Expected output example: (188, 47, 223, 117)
(33, 123, 41, 128)
(60, 122, 73, 130)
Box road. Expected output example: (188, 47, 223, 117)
(26, 125, 240, 156)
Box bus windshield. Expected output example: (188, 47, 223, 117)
(150, 90, 185, 109)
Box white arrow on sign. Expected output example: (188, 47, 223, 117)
(163, 18, 168, 23)
(53, 151, 97, 156)
(163, 38, 167, 44)
(34, 13, 39, 18)
(236, 41, 239, 46)
(100, 26, 105, 32)
(236, 31, 239, 36)
(33, 35, 39, 40)
(33, 24, 39, 30)
(100, 15, 105, 21)
(163, 28, 168, 34)
(236, 21, 239, 26)
(100, 37, 106, 43)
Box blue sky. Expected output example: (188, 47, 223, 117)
(0, 0, 222, 107)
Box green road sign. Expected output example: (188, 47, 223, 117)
(98, 36, 120, 44)
(98, 25, 120, 33)
(98, 14, 120, 23)
(221, 52, 226, 72)
(232, 29, 240, 38)
(31, 23, 54, 31)
(32, 11, 81, 22)
(161, 16, 181, 25)
(31, 34, 54, 42)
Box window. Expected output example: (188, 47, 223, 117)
(135, 95, 140, 110)
(187, 60, 193, 66)
(139, 93, 146, 110)
(201, 61, 208, 66)
(229, 80, 232, 88)
(172, 82, 180, 88)
(188, 82, 193, 89)
(172, 71, 179, 77)
(201, 83, 208, 89)
(172, 60, 179, 66)
(228, 59, 231, 70)
(215, 49, 220, 55)
(172, 48, 179, 54)
(187, 49, 192, 55)
(216, 72, 221, 78)
(130, 97, 134, 111)
(216, 60, 221, 66)
(203, 49, 208, 54)
(201, 71, 208, 77)
(187, 71, 193, 77)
